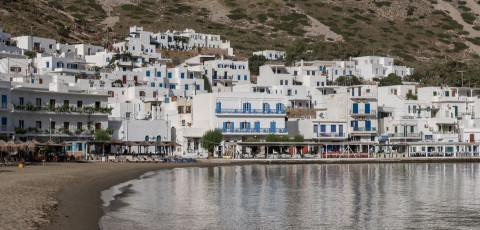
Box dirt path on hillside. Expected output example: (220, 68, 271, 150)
(465, 0, 480, 15)
(97, 0, 135, 28)
(434, 0, 480, 54)
(185, 0, 230, 23)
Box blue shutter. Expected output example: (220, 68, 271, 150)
(248, 103, 252, 113)
(223, 122, 227, 132)
(408, 105, 411, 113)
(157, 72, 161, 77)
(247, 122, 251, 131)
(238, 75, 240, 80)
(1, 95, 6, 109)
(358, 87, 361, 96)
(150, 83, 155, 87)
(146, 71, 150, 77)
(331, 125, 336, 133)
(168, 73, 172, 78)
(353, 103, 358, 114)
(181, 73, 185, 79)
(231, 122, 234, 133)
(244, 75, 247, 80)
(270, 122, 276, 133)
(196, 85, 200, 90)
(185, 85, 189, 90)
(352, 88, 354, 96)
(320, 125, 326, 133)
(366, 120, 371, 131)
(255, 122, 260, 132)
(216, 102, 221, 113)
(365, 103, 370, 114)
(46, 62, 50, 68)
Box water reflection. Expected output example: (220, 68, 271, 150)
(100, 163, 480, 230)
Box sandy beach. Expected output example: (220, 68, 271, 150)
(1, 158, 479, 230)
(0, 162, 227, 230)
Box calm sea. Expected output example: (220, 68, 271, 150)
(99, 163, 480, 229)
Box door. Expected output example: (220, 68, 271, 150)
(216, 102, 221, 113)
(270, 121, 276, 133)
(339, 125, 344, 137)
(255, 122, 260, 132)
(470, 134, 475, 143)
(230, 122, 235, 133)
(122, 75, 127, 84)
(365, 120, 371, 131)
(394, 89, 397, 95)
(353, 103, 358, 114)
(365, 103, 370, 114)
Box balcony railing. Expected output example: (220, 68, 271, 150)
(317, 132, 345, 138)
(216, 128, 288, 134)
(216, 109, 286, 114)
(353, 127, 377, 132)
(388, 133, 421, 138)
(350, 110, 377, 115)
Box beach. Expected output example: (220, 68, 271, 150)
(0, 162, 226, 230)
(1, 158, 480, 230)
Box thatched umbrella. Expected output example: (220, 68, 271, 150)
(4, 141, 17, 153)
(0, 140, 5, 158)
(25, 141, 36, 152)
(15, 141, 26, 152)
(124, 141, 138, 154)
(138, 141, 152, 154)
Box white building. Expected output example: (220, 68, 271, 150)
(353, 56, 414, 80)
(203, 58, 250, 89)
(12, 36, 57, 54)
(253, 50, 285, 60)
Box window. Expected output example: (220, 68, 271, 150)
(186, 106, 191, 113)
(312, 71, 315, 76)
(178, 106, 184, 114)
(19, 120, 24, 128)
(64, 122, 69, 130)
(244, 75, 247, 80)
(181, 73, 185, 79)
(170, 84, 176, 89)
(46, 61, 50, 68)
(139, 91, 146, 97)
(238, 75, 241, 81)
(50, 99, 55, 107)
(159, 83, 163, 87)
(331, 125, 336, 132)
(185, 85, 189, 90)
(64, 100, 69, 106)
(77, 122, 83, 130)
(76, 101, 82, 108)
(168, 72, 172, 78)
(433, 91, 437, 96)
(307, 71, 310, 75)
(445, 91, 449, 97)
(157, 72, 162, 77)
(294, 71, 298, 76)
(182, 120, 186, 126)
(285, 80, 288, 85)
(146, 71, 151, 77)
(51, 121, 56, 130)
(19, 97, 24, 105)
(320, 125, 326, 133)
(1, 95, 6, 109)
(95, 123, 101, 130)
(366, 89, 370, 93)
(10, 67, 21, 72)
(196, 85, 200, 90)
(189, 73, 194, 79)
(36, 121, 41, 129)
(151, 83, 155, 87)
(36, 98, 41, 106)
(280, 80, 284, 85)
(1, 117, 6, 126)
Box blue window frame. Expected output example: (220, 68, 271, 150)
(46, 62, 50, 68)
(168, 72, 172, 78)
(319, 66, 323, 71)
(165, 98, 170, 103)
(365, 120, 371, 131)
(185, 85, 189, 90)
(170, 84, 176, 89)
(196, 85, 200, 90)
(365, 103, 370, 114)
(157, 72, 161, 77)
(133, 46, 135, 50)
(294, 71, 298, 76)
(280, 80, 283, 85)
(181, 73, 185, 79)
(145, 135, 149, 141)
(238, 75, 241, 81)
(142, 58, 145, 63)
(1, 117, 6, 126)
(314, 124, 318, 133)
(189, 73, 193, 79)
(331, 125, 336, 133)
(335, 70, 338, 75)
(1, 95, 6, 109)
(159, 83, 163, 87)
(150, 83, 155, 87)
(244, 75, 247, 80)
(320, 125, 326, 133)
(255, 122, 260, 132)
(353, 103, 358, 114)
(146, 71, 150, 77)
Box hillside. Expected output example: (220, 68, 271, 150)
(2, 0, 480, 65)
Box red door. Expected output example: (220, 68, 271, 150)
(122, 75, 127, 84)
(134, 76, 138, 83)
(470, 134, 475, 143)
(408, 89, 412, 94)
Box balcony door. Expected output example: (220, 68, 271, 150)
(270, 121, 276, 133)
(365, 120, 371, 131)
(365, 103, 370, 114)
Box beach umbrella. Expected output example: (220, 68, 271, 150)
(16, 141, 27, 151)
(0, 140, 5, 158)
(25, 141, 36, 152)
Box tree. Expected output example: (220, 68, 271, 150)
(248, 55, 267, 76)
(335, 75, 364, 86)
(379, 73, 402, 86)
(24, 51, 37, 59)
(293, 135, 304, 142)
(201, 130, 222, 158)
(95, 130, 111, 141)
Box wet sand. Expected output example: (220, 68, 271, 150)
(1, 158, 479, 230)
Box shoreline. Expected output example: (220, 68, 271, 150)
(12, 157, 477, 230)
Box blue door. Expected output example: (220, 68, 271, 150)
(263, 103, 270, 113)
(223, 122, 227, 132)
(255, 122, 260, 132)
(230, 123, 234, 133)
(216, 102, 221, 113)
(247, 122, 251, 132)
(270, 122, 276, 133)
(366, 120, 371, 131)
(365, 103, 370, 114)
(353, 103, 358, 114)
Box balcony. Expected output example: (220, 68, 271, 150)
(388, 133, 421, 138)
(216, 128, 288, 134)
(215, 109, 286, 115)
(350, 110, 377, 116)
(317, 132, 346, 138)
(352, 127, 377, 132)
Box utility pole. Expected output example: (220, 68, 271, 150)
(457, 71, 466, 87)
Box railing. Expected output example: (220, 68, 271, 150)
(350, 110, 377, 115)
(401, 115, 415, 119)
(216, 128, 288, 134)
(388, 133, 421, 138)
(216, 109, 286, 114)
(353, 127, 377, 132)
(317, 133, 345, 137)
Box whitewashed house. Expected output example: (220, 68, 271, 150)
(253, 50, 285, 60)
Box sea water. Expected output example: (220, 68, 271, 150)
(99, 164, 480, 229)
